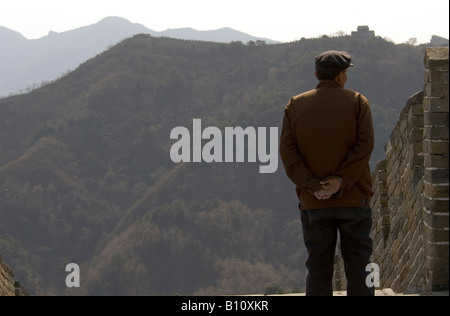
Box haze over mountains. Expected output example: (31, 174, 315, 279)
(0, 16, 279, 97)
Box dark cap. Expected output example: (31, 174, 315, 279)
(315, 50, 354, 72)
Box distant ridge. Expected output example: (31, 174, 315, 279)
(156, 26, 278, 44)
(0, 16, 279, 97)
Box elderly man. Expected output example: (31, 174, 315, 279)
(280, 50, 375, 296)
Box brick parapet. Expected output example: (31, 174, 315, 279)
(422, 47, 449, 292)
(334, 47, 449, 294)
(0, 255, 16, 296)
(0, 254, 29, 296)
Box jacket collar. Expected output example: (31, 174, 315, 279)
(316, 80, 342, 89)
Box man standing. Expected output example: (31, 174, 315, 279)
(279, 51, 375, 296)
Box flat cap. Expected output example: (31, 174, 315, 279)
(315, 50, 354, 72)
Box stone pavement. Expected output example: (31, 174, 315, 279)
(334, 289, 449, 296)
(251, 289, 449, 296)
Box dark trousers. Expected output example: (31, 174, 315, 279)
(300, 206, 375, 296)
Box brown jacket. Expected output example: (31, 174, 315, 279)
(280, 80, 375, 210)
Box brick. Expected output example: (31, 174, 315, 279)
(377, 181, 387, 193)
(424, 111, 449, 125)
(381, 226, 390, 239)
(409, 153, 424, 169)
(422, 197, 449, 213)
(424, 212, 450, 230)
(424, 69, 450, 83)
(423, 97, 449, 112)
(430, 272, 449, 291)
(410, 100, 424, 116)
(423, 224, 449, 242)
(425, 82, 449, 99)
(424, 182, 449, 199)
(409, 129, 424, 142)
(427, 243, 450, 259)
(375, 159, 387, 172)
(424, 126, 449, 141)
(424, 168, 450, 184)
(424, 47, 450, 70)
(408, 141, 423, 155)
(409, 115, 424, 129)
(424, 141, 449, 155)
(379, 193, 388, 205)
(424, 154, 449, 168)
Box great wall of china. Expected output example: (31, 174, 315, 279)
(1, 47, 448, 297)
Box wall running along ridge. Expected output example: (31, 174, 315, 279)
(334, 47, 449, 294)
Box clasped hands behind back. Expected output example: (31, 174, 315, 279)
(314, 177, 342, 200)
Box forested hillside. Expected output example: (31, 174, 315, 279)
(0, 34, 426, 295)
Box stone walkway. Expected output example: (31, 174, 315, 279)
(254, 289, 449, 296)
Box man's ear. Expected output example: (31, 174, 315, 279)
(334, 70, 345, 86)
(315, 72, 319, 80)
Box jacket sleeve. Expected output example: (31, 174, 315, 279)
(333, 94, 375, 194)
(279, 100, 322, 193)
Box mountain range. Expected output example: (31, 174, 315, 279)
(0, 27, 433, 295)
(0, 16, 278, 98)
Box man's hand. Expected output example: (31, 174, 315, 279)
(314, 177, 342, 200)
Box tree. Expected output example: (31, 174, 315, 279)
(405, 38, 418, 46)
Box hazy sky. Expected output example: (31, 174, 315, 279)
(1, 0, 449, 44)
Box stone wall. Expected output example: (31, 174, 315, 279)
(335, 47, 449, 294)
(0, 255, 28, 296)
(422, 47, 449, 292)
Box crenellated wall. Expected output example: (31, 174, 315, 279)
(335, 47, 449, 294)
(421, 47, 449, 292)
(0, 255, 28, 296)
